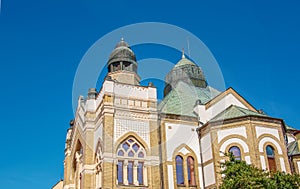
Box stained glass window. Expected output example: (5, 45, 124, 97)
(128, 151, 134, 157)
(117, 161, 123, 184)
(133, 143, 139, 152)
(187, 156, 196, 186)
(229, 146, 241, 160)
(128, 161, 133, 184)
(138, 162, 143, 185)
(266, 145, 276, 172)
(138, 152, 144, 158)
(176, 155, 184, 185)
(117, 150, 124, 156)
(116, 137, 146, 186)
(122, 142, 130, 151)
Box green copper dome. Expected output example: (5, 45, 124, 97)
(174, 56, 197, 68)
(164, 53, 207, 96)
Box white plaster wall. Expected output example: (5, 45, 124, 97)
(258, 137, 282, 154)
(165, 123, 206, 189)
(95, 80, 157, 109)
(287, 134, 296, 144)
(94, 123, 103, 151)
(114, 83, 157, 100)
(86, 98, 96, 112)
(52, 181, 63, 189)
(218, 126, 247, 143)
(280, 157, 286, 172)
(203, 163, 215, 187)
(245, 156, 251, 164)
(114, 118, 150, 147)
(260, 155, 266, 170)
(167, 165, 174, 189)
(165, 123, 200, 162)
(95, 80, 113, 108)
(256, 126, 280, 140)
(201, 133, 212, 163)
(297, 162, 300, 173)
(219, 138, 249, 155)
(198, 166, 204, 188)
(178, 147, 190, 155)
(206, 93, 248, 121)
(193, 105, 208, 124)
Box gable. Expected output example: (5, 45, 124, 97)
(205, 88, 257, 120)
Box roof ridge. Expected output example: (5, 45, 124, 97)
(209, 105, 267, 122)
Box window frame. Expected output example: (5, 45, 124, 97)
(266, 145, 277, 172)
(116, 137, 146, 186)
(228, 146, 242, 161)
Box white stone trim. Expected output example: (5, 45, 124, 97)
(167, 165, 174, 189)
(260, 155, 266, 170)
(297, 162, 300, 173)
(258, 137, 282, 155)
(256, 126, 280, 140)
(217, 126, 247, 143)
(63, 184, 75, 189)
(280, 157, 286, 172)
(203, 163, 215, 187)
(219, 138, 249, 156)
(245, 156, 251, 164)
(114, 118, 150, 146)
(201, 133, 212, 163)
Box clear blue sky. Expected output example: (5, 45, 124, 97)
(0, 0, 300, 188)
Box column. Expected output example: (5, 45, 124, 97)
(133, 161, 138, 185)
(99, 169, 102, 188)
(123, 160, 128, 185)
(143, 165, 148, 186)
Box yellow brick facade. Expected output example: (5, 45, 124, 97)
(55, 39, 299, 189)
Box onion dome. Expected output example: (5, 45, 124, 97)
(164, 51, 207, 96)
(107, 38, 137, 73)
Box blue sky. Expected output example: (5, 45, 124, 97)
(0, 0, 300, 188)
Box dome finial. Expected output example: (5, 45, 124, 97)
(182, 48, 185, 59)
(121, 37, 124, 41)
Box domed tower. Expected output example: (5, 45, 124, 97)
(164, 52, 207, 96)
(107, 38, 140, 85)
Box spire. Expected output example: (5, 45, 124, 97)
(182, 48, 186, 59)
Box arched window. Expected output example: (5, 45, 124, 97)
(266, 145, 276, 172)
(176, 155, 184, 185)
(175, 155, 197, 186)
(187, 156, 196, 186)
(73, 143, 83, 189)
(229, 146, 241, 160)
(116, 137, 146, 186)
(95, 143, 103, 189)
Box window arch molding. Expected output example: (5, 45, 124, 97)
(225, 143, 245, 161)
(258, 135, 283, 155)
(71, 139, 84, 189)
(71, 139, 84, 174)
(263, 142, 280, 172)
(95, 139, 103, 189)
(114, 132, 149, 154)
(172, 144, 199, 187)
(115, 135, 149, 186)
(219, 137, 249, 156)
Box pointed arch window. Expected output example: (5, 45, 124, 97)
(229, 146, 241, 160)
(187, 156, 196, 186)
(176, 155, 184, 185)
(95, 143, 103, 189)
(266, 145, 276, 172)
(175, 155, 198, 186)
(116, 137, 147, 186)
